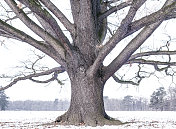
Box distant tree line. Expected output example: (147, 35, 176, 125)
(6, 99, 70, 111)
(1, 86, 176, 111)
(104, 96, 149, 111)
(5, 97, 149, 111)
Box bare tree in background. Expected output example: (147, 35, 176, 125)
(0, 0, 176, 126)
(0, 89, 9, 110)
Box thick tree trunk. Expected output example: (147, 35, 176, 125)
(55, 68, 122, 126)
(54, 1, 123, 125)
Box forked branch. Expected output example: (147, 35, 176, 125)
(103, 0, 176, 81)
(0, 19, 64, 64)
(103, 21, 162, 81)
(112, 74, 140, 86)
(39, 0, 75, 35)
(90, 0, 147, 76)
(4, 0, 66, 60)
(17, 0, 71, 44)
(0, 66, 65, 91)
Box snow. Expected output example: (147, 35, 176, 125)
(0, 111, 176, 129)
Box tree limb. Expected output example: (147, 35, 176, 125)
(127, 1, 176, 37)
(0, 66, 65, 91)
(0, 29, 22, 41)
(102, 0, 176, 81)
(129, 51, 176, 60)
(5, 11, 32, 22)
(103, 21, 162, 81)
(0, 19, 64, 64)
(89, 0, 147, 76)
(98, 2, 131, 21)
(17, 0, 74, 58)
(0, 19, 46, 52)
(29, 71, 64, 85)
(112, 74, 140, 86)
(127, 59, 176, 66)
(127, 58, 176, 73)
(39, 0, 75, 36)
(18, 0, 71, 44)
(4, 0, 66, 60)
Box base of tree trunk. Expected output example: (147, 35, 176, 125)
(55, 111, 124, 126)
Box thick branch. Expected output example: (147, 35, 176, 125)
(103, 21, 162, 81)
(98, 2, 131, 21)
(165, 11, 176, 20)
(104, 0, 176, 78)
(0, 19, 46, 53)
(129, 51, 176, 60)
(0, 66, 65, 91)
(127, 1, 176, 37)
(0, 29, 22, 41)
(5, 11, 32, 22)
(18, 0, 71, 45)
(34, 14, 58, 40)
(4, 0, 66, 60)
(89, 0, 147, 76)
(39, 0, 75, 36)
(99, 0, 176, 81)
(127, 59, 176, 66)
(0, 19, 63, 65)
(17, 0, 73, 58)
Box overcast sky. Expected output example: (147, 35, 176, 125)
(0, 0, 176, 101)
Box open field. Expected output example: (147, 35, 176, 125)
(0, 111, 176, 129)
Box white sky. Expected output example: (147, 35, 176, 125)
(0, 0, 176, 101)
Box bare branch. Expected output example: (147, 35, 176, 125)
(165, 11, 176, 20)
(0, 19, 64, 64)
(103, 21, 162, 81)
(0, 19, 45, 51)
(39, 0, 75, 36)
(0, 29, 22, 41)
(0, 66, 65, 91)
(98, 2, 131, 21)
(89, 0, 147, 76)
(127, 2, 176, 37)
(154, 65, 170, 72)
(4, 0, 66, 60)
(17, 0, 74, 58)
(29, 71, 64, 85)
(18, 0, 71, 45)
(112, 74, 140, 86)
(129, 51, 176, 60)
(112, 63, 157, 87)
(127, 59, 176, 66)
(102, 0, 176, 81)
(5, 11, 31, 22)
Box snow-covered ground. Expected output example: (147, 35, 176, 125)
(0, 111, 176, 129)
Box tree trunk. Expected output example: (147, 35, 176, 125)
(54, 1, 123, 125)
(55, 67, 122, 126)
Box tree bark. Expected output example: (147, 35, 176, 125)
(55, 66, 122, 126)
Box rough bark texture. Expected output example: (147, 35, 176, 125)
(55, 66, 122, 126)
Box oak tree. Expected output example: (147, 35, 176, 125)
(0, 0, 176, 126)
